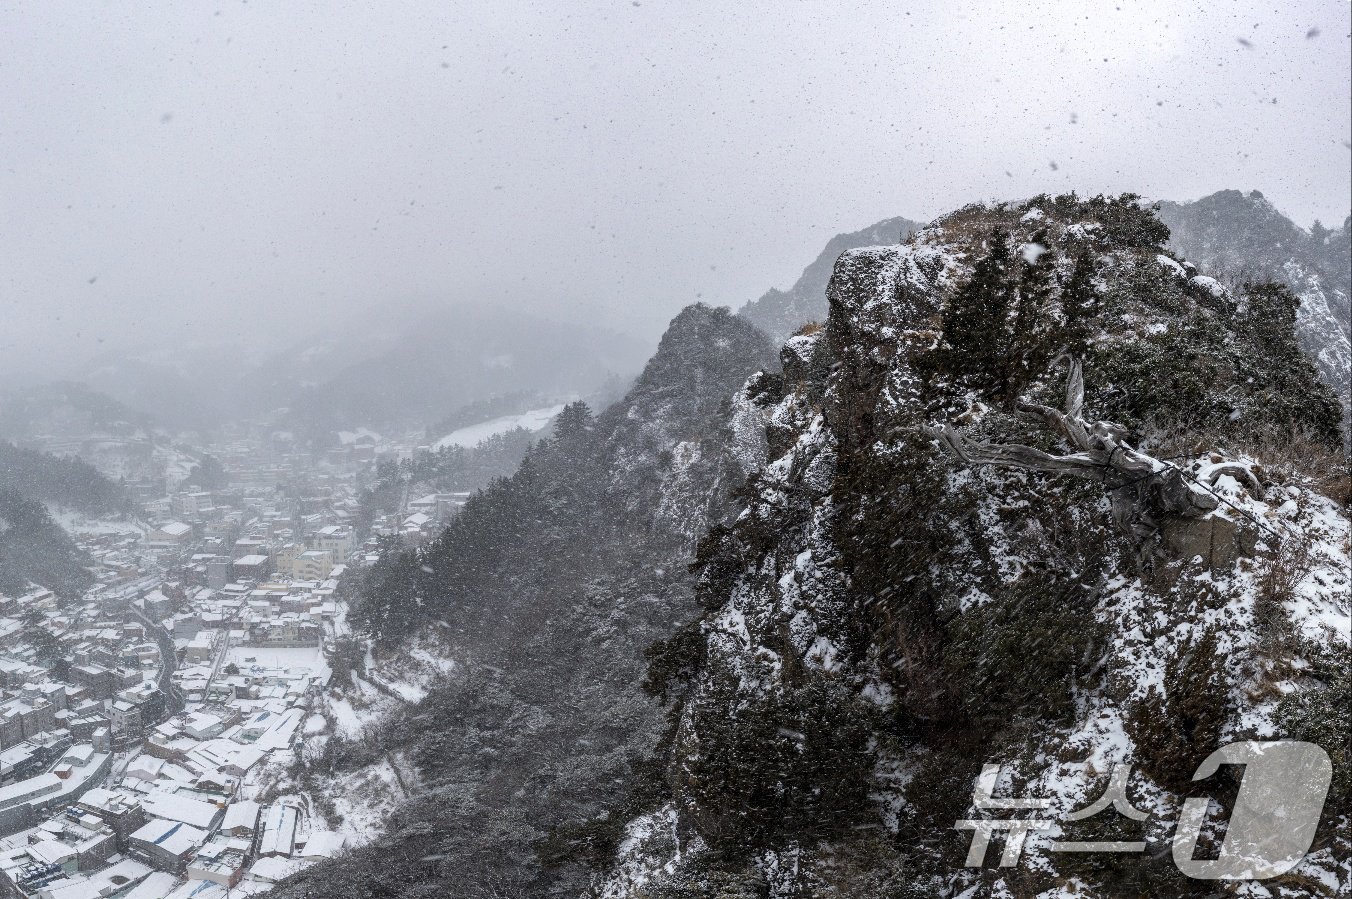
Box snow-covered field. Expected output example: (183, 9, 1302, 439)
(227, 644, 330, 680)
(434, 404, 564, 449)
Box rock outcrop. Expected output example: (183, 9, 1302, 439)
(598, 196, 1349, 898)
(739, 215, 924, 344)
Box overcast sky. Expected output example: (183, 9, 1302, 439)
(2, 0, 1348, 378)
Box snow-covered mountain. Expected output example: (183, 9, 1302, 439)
(749, 193, 1350, 441)
(272, 195, 1348, 899)
(593, 195, 1348, 897)
(1157, 190, 1351, 438)
(270, 304, 777, 898)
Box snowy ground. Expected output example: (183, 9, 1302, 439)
(434, 404, 564, 449)
(279, 607, 457, 856)
(227, 644, 330, 679)
(327, 602, 353, 639)
(325, 678, 395, 739)
(46, 504, 146, 536)
(315, 756, 412, 847)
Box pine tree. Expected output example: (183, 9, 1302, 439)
(552, 401, 594, 443)
(1059, 249, 1099, 354)
(1000, 230, 1057, 405)
(1237, 281, 1343, 442)
(940, 228, 1016, 394)
(351, 535, 423, 646)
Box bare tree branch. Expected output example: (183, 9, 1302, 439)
(925, 360, 1229, 548)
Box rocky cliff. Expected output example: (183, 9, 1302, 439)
(744, 193, 1351, 441)
(599, 196, 1349, 898)
(739, 216, 924, 344)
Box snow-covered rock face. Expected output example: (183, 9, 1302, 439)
(739, 191, 1351, 441)
(739, 216, 925, 344)
(600, 198, 1350, 897)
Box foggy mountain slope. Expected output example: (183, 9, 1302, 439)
(738, 215, 924, 344)
(593, 196, 1349, 897)
(279, 306, 651, 442)
(0, 488, 94, 598)
(77, 319, 424, 434)
(78, 342, 273, 435)
(0, 441, 126, 596)
(1156, 190, 1352, 433)
(271, 304, 777, 898)
(0, 381, 154, 441)
(0, 441, 131, 515)
(66, 305, 648, 440)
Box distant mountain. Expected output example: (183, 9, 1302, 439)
(0, 381, 153, 440)
(1156, 190, 1351, 432)
(77, 342, 263, 435)
(67, 304, 647, 441)
(739, 215, 924, 343)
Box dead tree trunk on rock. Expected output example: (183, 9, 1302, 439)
(925, 360, 1239, 557)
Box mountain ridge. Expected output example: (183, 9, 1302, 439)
(595, 193, 1349, 897)
(739, 192, 1350, 431)
(273, 194, 1348, 899)
(270, 303, 777, 897)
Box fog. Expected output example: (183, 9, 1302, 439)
(2, 0, 1348, 386)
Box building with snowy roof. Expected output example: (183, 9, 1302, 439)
(257, 801, 299, 857)
(220, 800, 262, 841)
(128, 818, 209, 874)
(139, 791, 222, 832)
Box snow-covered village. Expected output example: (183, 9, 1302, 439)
(2, 3, 1349, 897)
(0, 428, 467, 898)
